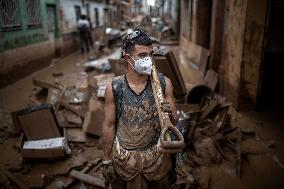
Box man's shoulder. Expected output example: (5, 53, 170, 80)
(111, 75, 125, 90)
(112, 75, 124, 83)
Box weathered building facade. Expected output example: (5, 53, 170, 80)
(179, 0, 284, 110)
(0, 0, 60, 87)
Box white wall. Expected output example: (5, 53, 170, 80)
(59, 0, 106, 33)
(87, 2, 106, 28)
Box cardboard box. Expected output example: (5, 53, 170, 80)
(20, 135, 69, 159)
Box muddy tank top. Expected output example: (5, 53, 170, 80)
(111, 73, 166, 150)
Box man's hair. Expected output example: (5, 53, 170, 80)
(80, 15, 86, 19)
(122, 30, 152, 55)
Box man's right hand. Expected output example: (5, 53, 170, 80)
(103, 162, 116, 186)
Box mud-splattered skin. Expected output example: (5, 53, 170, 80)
(112, 74, 166, 150)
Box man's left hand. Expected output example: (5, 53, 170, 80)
(161, 101, 177, 125)
(161, 101, 172, 114)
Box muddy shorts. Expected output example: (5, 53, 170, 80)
(112, 137, 172, 189)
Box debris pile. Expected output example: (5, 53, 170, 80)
(173, 91, 281, 189)
(3, 50, 125, 188)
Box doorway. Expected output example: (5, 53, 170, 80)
(258, 0, 284, 112)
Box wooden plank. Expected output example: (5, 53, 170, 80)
(69, 170, 105, 188)
(154, 55, 186, 99)
(5, 171, 29, 189)
(179, 37, 210, 76)
(32, 79, 62, 90)
(82, 99, 105, 136)
(16, 105, 61, 140)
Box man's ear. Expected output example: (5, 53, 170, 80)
(124, 53, 131, 63)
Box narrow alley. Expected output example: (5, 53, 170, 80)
(0, 0, 284, 189)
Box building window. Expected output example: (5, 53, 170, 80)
(25, 0, 41, 26)
(75, 5, 81, 21)
(94, 8, 99, 26)
(0, 0, 21, 29)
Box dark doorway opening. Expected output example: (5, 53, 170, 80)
(258, 0, 284, 113)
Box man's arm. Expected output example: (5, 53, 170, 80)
(102, 83, 116, 161)
(164, 77, 178, 124)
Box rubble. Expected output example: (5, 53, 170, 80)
(172, 90, 284, 188)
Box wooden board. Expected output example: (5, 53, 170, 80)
(82, 99, 104, 137)
(16, 104, 61, 140)
(180, 36, 210, 76)
(154, 55, 187, 99)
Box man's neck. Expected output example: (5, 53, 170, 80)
(126, 69, 149, 85)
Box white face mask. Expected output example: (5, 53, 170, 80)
(130, 56, 153, 75)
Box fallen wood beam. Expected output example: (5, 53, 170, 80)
(33, 79, 63, 90)
(5, 171, 30, 189)
(69, 170, 105, 188)
(62, 162, 102, 188)
(45, 161, 102, 189)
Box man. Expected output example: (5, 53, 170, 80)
(77, 15, 90, 53)
(102, 30, 177, 189)
(87, 16, 94, 49)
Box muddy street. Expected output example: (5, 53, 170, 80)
(1, 0, 284, 189)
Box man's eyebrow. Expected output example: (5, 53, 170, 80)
(138, 52, 148, 56)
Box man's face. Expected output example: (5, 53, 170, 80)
(127, 44, 153, 63)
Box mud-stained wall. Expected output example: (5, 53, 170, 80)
(222, 0, 247, 107)
(0, 41, 53, 87)
(209, 0, 225, 72)
(240, 0, 268, 106)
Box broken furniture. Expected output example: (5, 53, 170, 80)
(12, 104, 70, 159)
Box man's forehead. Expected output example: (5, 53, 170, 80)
(134, 44, 152, 53)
